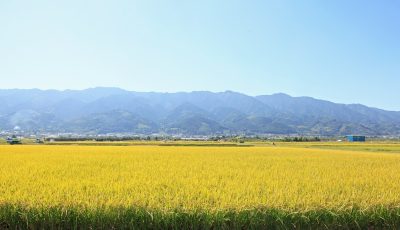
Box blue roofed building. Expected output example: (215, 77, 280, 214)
(346, 135, 366, 142)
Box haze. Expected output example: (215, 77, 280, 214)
(1, 0, 399, 110)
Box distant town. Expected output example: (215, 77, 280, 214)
(2, 128, 399, 145)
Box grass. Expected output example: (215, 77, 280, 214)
(44, 141, 253, 147)
(275, 142, 400, 154)
(1, 144, 400, 228)
(1, 205, 400, 229)
(33, 139, 253, 146)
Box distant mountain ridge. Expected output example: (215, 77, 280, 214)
(0, 88, 399, 136)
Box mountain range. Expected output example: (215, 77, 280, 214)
(0, 88, 399, 136)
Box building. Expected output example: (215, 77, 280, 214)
(6, 135, 22, 145)
(346, 135, 366, 142)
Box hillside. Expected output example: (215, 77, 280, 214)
(0, 88, 399, 136)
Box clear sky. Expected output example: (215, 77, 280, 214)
(1, 0, 399, 110)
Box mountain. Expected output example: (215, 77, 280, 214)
(162, 103, 226, 135)
(0, 88, 398, 136)
(65, 110, 158, 134)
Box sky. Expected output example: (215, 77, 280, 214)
(0, 1, 399, 110)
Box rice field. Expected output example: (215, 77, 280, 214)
(1, 144, 400, 229)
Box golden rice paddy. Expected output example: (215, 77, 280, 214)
(1, 144, 400, 228)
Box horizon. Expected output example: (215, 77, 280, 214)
(0, 86, 398, 112)
(1, 1, 399, 110)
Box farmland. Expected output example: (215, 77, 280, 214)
(1, 143, 400, 229)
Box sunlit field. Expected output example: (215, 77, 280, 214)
(1, 144, 400, 228)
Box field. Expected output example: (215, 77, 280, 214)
(1, 143, 400, 229)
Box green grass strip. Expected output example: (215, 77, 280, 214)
(1, 205, 400, 229)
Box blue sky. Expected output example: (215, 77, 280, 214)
(1, 0, 399, 110)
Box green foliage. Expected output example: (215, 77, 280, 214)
(283, 136, 321, 142)
(1, 205, 400, 229)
